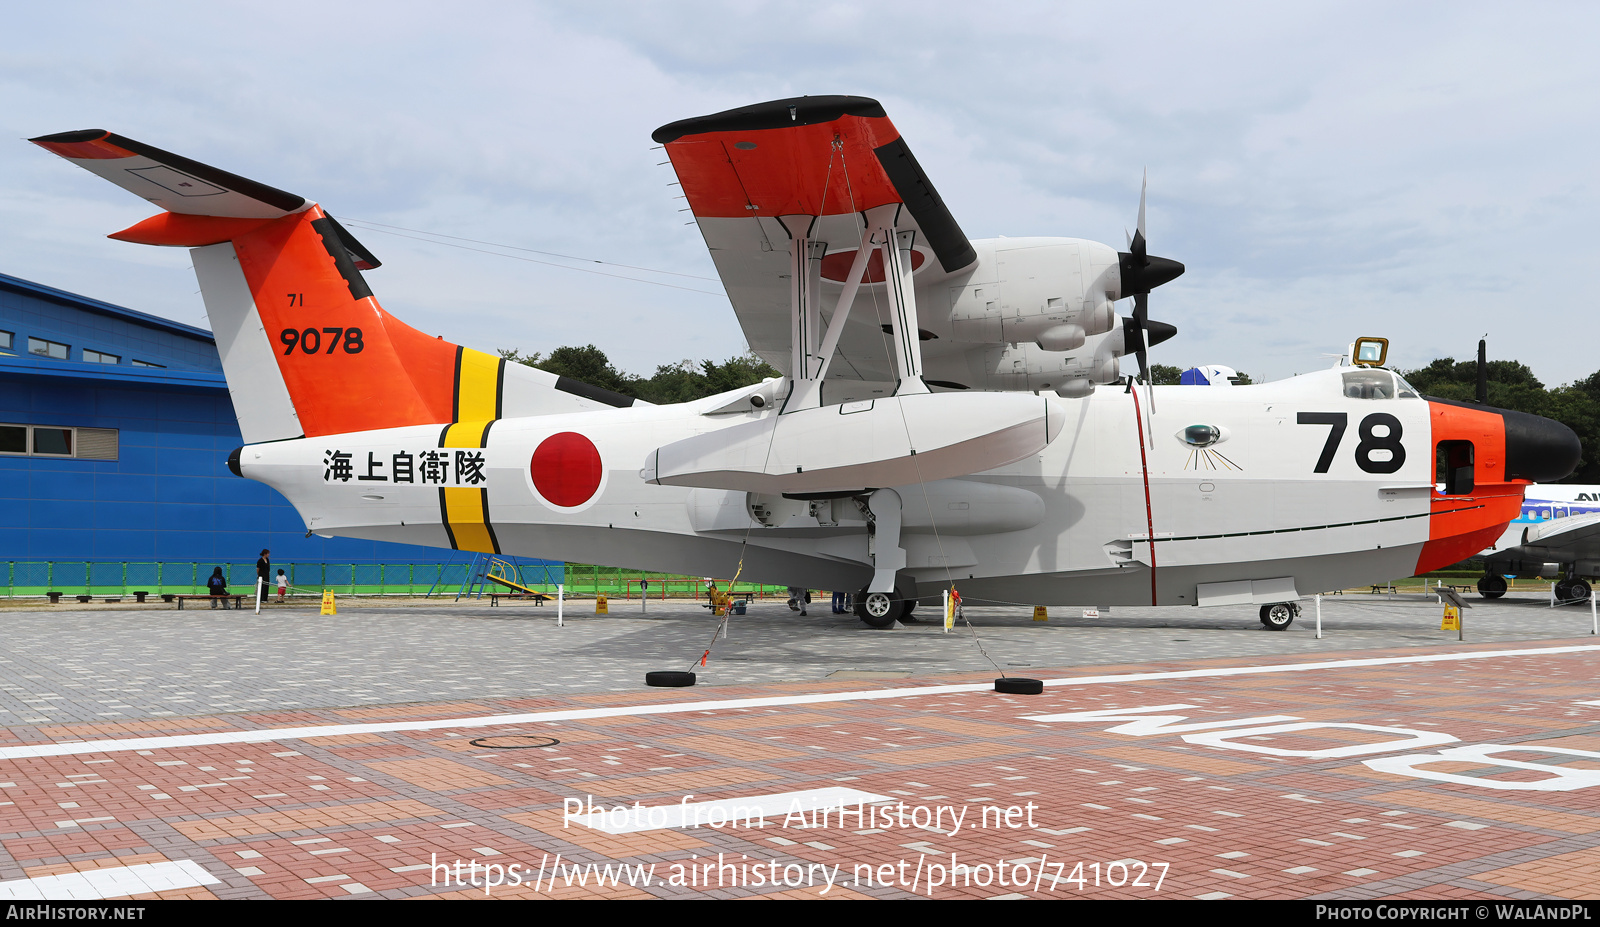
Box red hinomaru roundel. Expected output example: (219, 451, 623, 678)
(530, 432, 603, 507)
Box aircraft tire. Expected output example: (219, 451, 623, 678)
(1568, 579, 1591, 603)
(1477, 575, 1508, 599)
(645, 671, 696, 688)
(857, 591, 901, 629)
(1555, 580, 1573, 601)
(1259, 603, 1296, 631)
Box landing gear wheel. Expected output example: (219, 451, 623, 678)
(1562, 579, 1592, 603)
(1477, 575, 1508, 599)
(1555, 580, 1573, 601)
(994, 677, 1044, 695)
(1259, 602, 1297, 631)
(645, 671, 696, 687)
(856, 590, 901, 629)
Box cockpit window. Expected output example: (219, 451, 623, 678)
(1342, 369, 1397, 399)
(1391, 371, 1420, 399)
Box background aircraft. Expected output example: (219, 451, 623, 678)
(1476, 484, 1600, 601)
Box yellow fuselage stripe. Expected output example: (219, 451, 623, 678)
(440, 347, 504, 553)
(456, 348, 502, 422)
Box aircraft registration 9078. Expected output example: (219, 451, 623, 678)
(30, 96, 1581, 629)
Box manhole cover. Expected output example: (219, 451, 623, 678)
(468, 734, 562, 749)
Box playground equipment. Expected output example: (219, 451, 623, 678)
(455, 554, 561, 601)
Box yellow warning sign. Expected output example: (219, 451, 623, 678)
(320, 590, 336, 616)
(595, 594, 609, 615)
(1441, 605, 1460, 631)
(1033, 606, 1048, 621)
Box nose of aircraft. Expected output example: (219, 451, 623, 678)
(1502, 407, 1582, 482)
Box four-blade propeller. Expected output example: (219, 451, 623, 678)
(1117, 173, 1183, 385)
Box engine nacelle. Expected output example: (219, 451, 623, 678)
(1485, 559, 1559, 579)
(962, 335, 1122, 394)
(941, 238, 1121, 345)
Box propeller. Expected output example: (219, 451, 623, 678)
(1117, 173, 1183, 386)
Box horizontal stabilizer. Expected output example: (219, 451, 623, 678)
(31, 130, 380, 270)
(31, 130, 305, 218)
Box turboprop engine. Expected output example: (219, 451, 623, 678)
(924, 178, 1184, 399)
(944, 239, 1124, 348)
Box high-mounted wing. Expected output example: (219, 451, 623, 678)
(655, 96, 974, 375)
(1493, 512, 1600, 567)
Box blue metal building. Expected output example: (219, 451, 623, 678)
(0, 270, 559, 595)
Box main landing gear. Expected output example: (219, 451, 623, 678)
(854, 583, 920, 628)
(1555, 579, 1592, 604)
(1259, 602, 1299, 631)
(1477, 575, 1508, 599)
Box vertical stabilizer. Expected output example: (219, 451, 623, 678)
(31, 129, 633, 443)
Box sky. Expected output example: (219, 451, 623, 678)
(2, 1, 1597, 386)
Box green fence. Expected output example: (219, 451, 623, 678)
(550, 564, 786, 601)
(1, 561, 790, 600)
(1, 561, 529, 597)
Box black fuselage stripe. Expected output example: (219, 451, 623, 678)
(1146, 504, 1486, 543)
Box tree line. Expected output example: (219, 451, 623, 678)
(504, 345, 1600, 483)
(499, 345, 778, 405)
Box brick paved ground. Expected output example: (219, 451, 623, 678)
(1, 591, 1595, 724)
(0, 621, 1597, 899)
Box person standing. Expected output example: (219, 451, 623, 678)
(255, 549, 271, 604)
(275, 568, 288, 603)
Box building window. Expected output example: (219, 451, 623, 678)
(0, 330, 12, 350)
(33, 428, 72, 455)
(82, 349, 121, 364)
(131, 359, 165, 368)
(28, 337, 69, 360)
(0, 424, 117, 460)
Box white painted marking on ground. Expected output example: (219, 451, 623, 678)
(0, 860, 220, 900)
(0, 645, 1595, 760)
(570, 787, 892, 834)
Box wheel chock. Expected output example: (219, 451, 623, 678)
(994, 677, 1043, 695)
(646, 671, 696, 688)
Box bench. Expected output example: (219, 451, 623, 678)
(1369, 584, 1397, 594)
(173, 594, 247, 610)
(488, 592, 551, 607)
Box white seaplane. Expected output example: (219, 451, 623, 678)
(31, 96, 1579, 629)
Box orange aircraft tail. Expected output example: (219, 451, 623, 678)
(30, 130, 631, 444)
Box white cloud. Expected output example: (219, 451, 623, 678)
(3, 0, 1597, 382)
